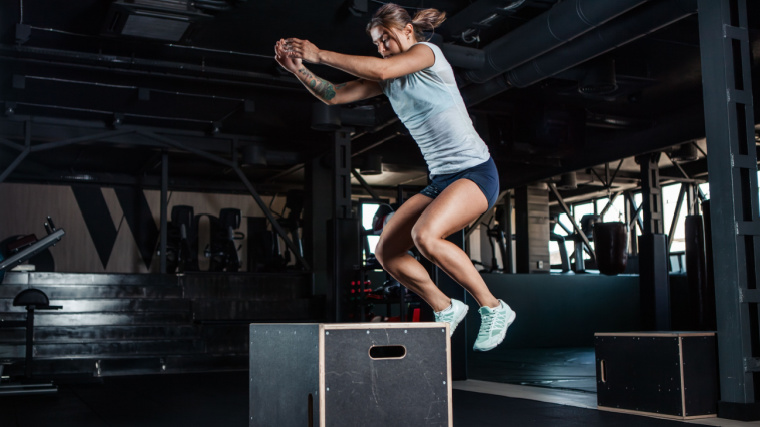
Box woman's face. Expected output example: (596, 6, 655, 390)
(369, 26, 407, 58)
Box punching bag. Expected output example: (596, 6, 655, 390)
(593, 222, 629, 276)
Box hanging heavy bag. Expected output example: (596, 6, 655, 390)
(593, 222, 628, 276)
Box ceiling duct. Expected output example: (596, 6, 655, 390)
(102, 0, 212, 42)
(463, 0, 649, 84)
(462, 0, 697, 106)
(452, 0, 529, 44)
(505, 0, 697, 88)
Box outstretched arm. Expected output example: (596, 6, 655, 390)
(293, 67, 382, 105)
(275, 39, 382, 105)
(283, 38, 434, 81)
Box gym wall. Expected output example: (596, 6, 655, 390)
(0, 182, 287, 273)
(470, 273, 641, 349)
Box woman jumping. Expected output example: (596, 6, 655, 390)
(275, 3, 515, 351)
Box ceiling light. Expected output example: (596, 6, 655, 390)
(556, 172, 577, 190)
(360, 154, 383, 175)
(102, 1, 212, 42)
(670, 143, 699, 162)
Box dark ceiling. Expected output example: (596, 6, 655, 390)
(0, 0, 758, 200)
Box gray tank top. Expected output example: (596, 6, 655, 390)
(380, 42, 490, 176)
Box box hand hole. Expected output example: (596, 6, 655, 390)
(369, 345, 406, 360)
(600, 359, 607, 383)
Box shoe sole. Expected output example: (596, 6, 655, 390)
(448, 305, 469, 337)
(473, 309, 516, 352)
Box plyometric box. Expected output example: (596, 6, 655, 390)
(250, 323, 452, 427)
(595, 332, 718, 420)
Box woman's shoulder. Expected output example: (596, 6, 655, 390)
(414, 41, 441, 54)
(411, 42, 444, 67)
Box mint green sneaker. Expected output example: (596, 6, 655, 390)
(434, 298, 469, 337)
(473, 300, 515, 351)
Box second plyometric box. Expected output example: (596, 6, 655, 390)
(595, 332, 718, 420)
(250, 322, 452, 427)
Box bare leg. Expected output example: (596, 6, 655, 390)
(412, 179, 500, 309)
(374, 194, 453, 312)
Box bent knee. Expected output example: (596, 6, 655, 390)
(411, 226, 439, 258)
(374, 239, 413, 270)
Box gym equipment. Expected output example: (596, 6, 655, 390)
(0, 218, 64, 394)
(481, 205, 511, 273)
(0, 217, 64, 277)
(593, 222, 628, 276)
(0, 289, 62, 395)
(247, 217, 288, 272)
(166, 206, 244, 272)
(245, 191, 305, 273)
(276, 189, 305, 261)
(166, 205, 199, 273)
(550, 232, 571, 272)
(370, 203, 395, 235)
(568, 214, 600, 273)
(595, 332, 718, 420)
(205, 208, 244, 272)
(249, 323, 452, 426)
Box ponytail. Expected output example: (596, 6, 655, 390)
(411, 8, 446, 41)
(367, 3, 446, 42)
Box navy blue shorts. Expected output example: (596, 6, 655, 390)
(419, 157, 500, 210)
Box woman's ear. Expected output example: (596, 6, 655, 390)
(404, 23, 414, 40)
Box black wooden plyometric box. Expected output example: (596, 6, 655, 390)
(250, 323, 452, 427)
(595, 332, 718, 420)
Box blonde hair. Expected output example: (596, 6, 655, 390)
(366, 3, 446, 43)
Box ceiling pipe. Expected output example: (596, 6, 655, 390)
(439, 0, 530, 44)
(2, 44, 294, 88)
(505, 0, 698, 88)
(440, 0, 523, 39)
(463, 0, 650, 84)
(436, 41, 486, 70)
(462, 0, 698, 106)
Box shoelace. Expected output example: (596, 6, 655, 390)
(478, 308, 506, 338)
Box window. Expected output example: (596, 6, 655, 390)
(596, 196, 625, 223)
(573, 202, 595, 262)
(662, 184, 687, 253)
(359, 201, 386, 257)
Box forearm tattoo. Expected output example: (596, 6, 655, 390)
(298, 68, 345, 101)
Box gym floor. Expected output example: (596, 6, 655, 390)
(1, 368, 757, 426)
